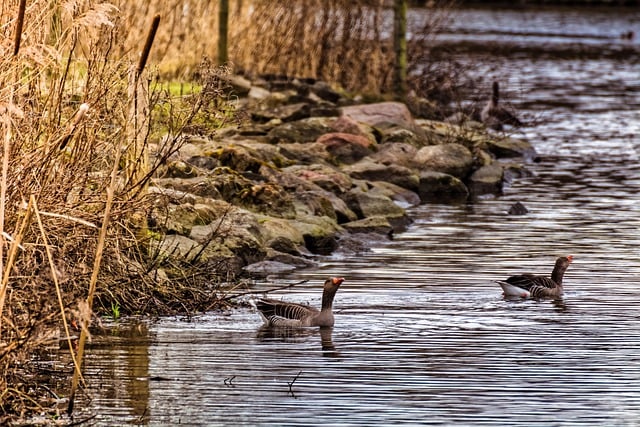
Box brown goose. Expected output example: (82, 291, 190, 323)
(497, 255, 573, 299)
(253, 277, 345, 327)
(481, 81, 523, 131)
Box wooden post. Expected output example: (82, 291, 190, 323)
(393, 0, 408, 100)
(218, 0, 229, 65)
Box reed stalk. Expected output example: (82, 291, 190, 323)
(0, 0, 26, 339)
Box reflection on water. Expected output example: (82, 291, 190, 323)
(61, 6, 640, 426)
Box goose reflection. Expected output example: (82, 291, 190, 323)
(256, 325, 340, 358)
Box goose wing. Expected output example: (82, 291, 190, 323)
(504, 274, 560, 298)
(254, 298, 319, 325)
(506, 274, 557, 291)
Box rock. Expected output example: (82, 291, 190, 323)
(267, 117, 335, 143)
(190, 220, 266, 266)
(311, 81, 342, 103)
(379, 126, 426, 147)
(186, 155, 219, 170)
(341, 216, 394, 236)
(484, 136, 536, 159)
(208, 142, 290, 172)
(248, 85, 271, 100)
(226, 74, 252, 97)
(264, 249, 316, 268)
(290, 191, 338, 221)
(342, 102, 414, 129)
(281, 164, 353, 194)
(508, 201, 529, 215)
(414, 143, 474, 178)
(242, 260, 298, 277)
(309, 104, 341, 117)
(292, 215, 344, 255)
(406, 92, 440, 119)
(343, 186, 410, 230)
(503, 163, 534, 183)
(418, 171, 469, 202)
(468, 163, 504, 196)
(251, 102, 311, 123)
(369, 181, 421, 208)
(258, 216, 307, 249)
(330, 116, 378, 144)
(148, 186, 198, 206)
(277, 142, 332, 165)
(334, 232, 389, 255)
(368, 142, 418, 168)
(150, 203, 213, 236)
(316, 132, 375, 164)
(343, 160, 419, 191)
(291, 190, 358, 223)
(164, 160, 198, 178)
(151, 235, 203, 263)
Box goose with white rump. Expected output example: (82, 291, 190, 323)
(497, 255, 573, 299)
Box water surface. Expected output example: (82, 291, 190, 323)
(64, 6, 640, 426)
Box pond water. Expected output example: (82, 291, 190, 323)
(60, 6, 640, 426)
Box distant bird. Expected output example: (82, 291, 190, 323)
(497, 255, 573, 299)
(620, 30, 635, 41)
(481, 81, 523, 131)
(253, 277, 345, 327)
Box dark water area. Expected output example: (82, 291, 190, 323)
(49, 6, 640, 426)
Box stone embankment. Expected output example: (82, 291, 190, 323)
(148, 76, 535, 277)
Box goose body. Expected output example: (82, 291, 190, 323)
(497, 255, 573, 299)
(481, 81, 523, 130)
(253, 277, 344, 327)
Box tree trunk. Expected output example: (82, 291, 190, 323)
(393, 0, 408, 99)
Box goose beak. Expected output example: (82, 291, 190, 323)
(566, 255, 574, 263)
(332, 277, 345, 286)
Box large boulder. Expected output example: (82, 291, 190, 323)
(330, 115, 378, 145)
(418, 171, 469, 202)
(369, 181, 421, 208)
(468, 163, 504, 196)
(251, 102, 311, 123)
(343, 159, 419, 191)
(316, 132, 376, 164)
(482, 136, 536, 159)
(267, 117, 335, 143)
(280, 164, 353, 194)
(277, 142, 333, 165)
(413, 143, 474, 179)
(343, 186, 410, 230)
(342, 102, 414, 129)
(367, 142, 418, 168)
(290, 215, 344, 255)
(341, 216, 394, 236)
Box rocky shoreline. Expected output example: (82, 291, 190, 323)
(148, 76, 535, 279)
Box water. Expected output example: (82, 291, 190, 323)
(64, 6, 640, 426)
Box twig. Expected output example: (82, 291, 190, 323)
(224, 375, 236, 386)
(223, 280, 309, 301)
(287, 371, 303, 396)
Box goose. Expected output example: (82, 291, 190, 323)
(481, 81, 523, 131)
(253, 277, 345, 327)
(497, 255, 573, 299)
